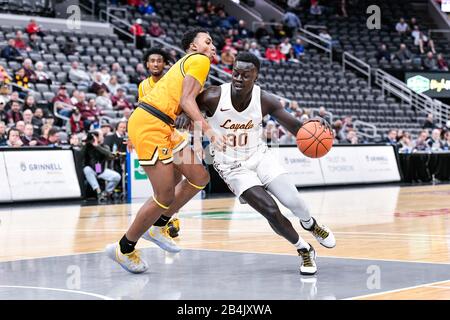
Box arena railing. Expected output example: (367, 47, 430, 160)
(342, 52, 372, 88)
(297, 27, 332, 64)
(98, 8, 136, 47)
(78, 0, 95, 18)
(353, 120, 378, 140)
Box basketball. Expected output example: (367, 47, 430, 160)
(296, 120, 334, 158)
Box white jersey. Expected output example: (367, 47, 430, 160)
(207, 83, 267, 163)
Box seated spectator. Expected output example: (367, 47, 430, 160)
(22, 58, 37, 82)
(34, 61, 51, 84)
(138, 0, 155, 15)
(14, 68, 30, 90)
(99, 66, 111, 85)
(26, 19, 45, 37)
(0, 99, 7, 123)
(21, 123, 38, 146)
(15, 120, 25, 134)
(81, 130, 121, 201)
(45, 127, 60, 147)
(437, 53, 449, 71)
(318, 106, 331, 124)
(411, 25, 421, 44)
(395, 18, 410, 37)
(310, 0, 323, 15)
(69, 61, 91, 87)
(95, 89, 113, 111)
(80, 98, 100, 129)
(423, 113, 435, 129)
(263, 120, 280, 145)
(36, 124, 51, 145)
(444, 131, 450, 150)
(148, 20, 165, 38)
(417, 32, 436, 54)
(332, 119, 345, 143)
(376, 44, 391, 62)
(90, 72, 109, 94)
(100, 123, 113, 138)
(395, 43, 413, 63)
(0, 121, 6, 145)
(52, 85, 73, 118)
(32, 107, 44, 131)
(111, 88, 132, 110)
(120, 107, 132, 122)
(88, 63, 98, 82)
(130, 63, 147, 85)
(0, 39, 24, 62)
(61, 38, 77, 56)
(0, 65, 12, 85)
(106, 75, 121, 95)
(427, 128, 444, 151)
(280, 38, 292, 56)
(2, 127, 23, 148)
(287, 48, 300, 63)
(279, 130, 296, 145)
(220, 49, 235, 72)
(265, 44, 285, 63)
(343, 129, 358, 144)
(5, 90, 20, 110)
(273, 23, 287, 40)
(398, 131, 414, 153)
(423, 52, 438, 71)
(69, 133, 82, 150)
(413, 130, 430, 152)
(104, 121, 128, 153)
(318, 29, 332, 41)
(293, 38, 305, 58)
(28, 34, 43, 52)
(237, 20, 252, 40)
(22, 109, 34, 126)
(6, 101, 23, 125)
(130, 19, 146, 50)
(248, 42, 262, 59)
(110, 62, 128, 84)
(14, 31, 29, 52)
(255, 22, 270, 41)
(75, 91, 88, 112)
(385, 129, 397, 145)
(69, 107, 84, 134)
(23, 95, 37, 113)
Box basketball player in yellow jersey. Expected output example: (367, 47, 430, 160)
(106, 28, 222, 274)
(139, 48, 182, 239)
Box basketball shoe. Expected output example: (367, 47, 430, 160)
(142, 225, 181, 253)
(105, 243, 148, 274)
(298, 244, 317, 275)
(167, 217, 180, 238)
(301, 217, 336, 248)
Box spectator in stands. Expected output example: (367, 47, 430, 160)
(69, 107, 84, 134)
(395, 18, 410, 37)
(23, 95, 37, 113)
(332, 119, 344, 143)
(21, 123, 38, 146)
(343, 129, 358, 144)
(81, 130, 121, 201)
(1, 39, 24, 62)
(52, 85, 73, 117)
(110, 62, 128, 84)
(273, 23, 287, 40)
(22, 109, 34, 127)
(248, 42, 262, 59)
(69, 133, 81, 150)
(15, 120, 25, 134)
(69, 61, 91, 87)
(283, 11, 302, 38)
(5, 90, 20, 111)
(279, 131, 296, 145)
(34, 61, 51, 84)
(101, 123, 113, 138)
(138, 0, 155, 15)
(398, 131, 414, 153)
(265, 44, 285, 63)
(280, 38, 292, 56)
(3, 127, 23, 148)
(444, 131, 450, 150)
(413, 130, 430, 152)
(0, 121, 6, 145)
(61, 38, 77, 56)
(75, 91, 88, 112)
(45, 128, 60, 147)
(26, 19, 45, 37)
(0, 100, 7, 123)
(395, 43, 413, 63)
(90, 72, 109, 94)
(104, 121, 128, 153)
(99, 66, 111, 85)
(130, 63, 147, 85)
(88, 63, 98, 82)
(385, 129, 397, 145)
(0, 65, 12, 85)
(14, 68, 29, 92)
(217, 9, 235, 30)
(220, 48, 235, 72)
(417, 32, 436, 55)
(255, 22, 270, 41)
(28, 34, 44, 53)
(22, 58, 36, 81)
(427, 128, 444, 151)
(32, 108, 44, 131)
(14, 31, 28, 52)
(287, 48, 300, 63)
(106, 76, 121, 95)
(95, 88, 113, 111)
(318, 106, 331, 124)
(6, 101, 23, 125)
(237, 20, 252, 40)
(148, 20, 165, 38)
(437, 53, 449, 71)
(376, 44, 391, 62)
(310, 0, 323, 15)
(263, 120, 279, 145)
(293, 38, 305, 58)
(36, 124, 50, 146)
(81, 98, 100, 129)
(130, 18, 146, 50)
(111, 88, 132, 110)
(120, 107, 132, 122)
(423, 52, 438, 71)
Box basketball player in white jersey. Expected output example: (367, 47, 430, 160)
(195, 52, 336, 275)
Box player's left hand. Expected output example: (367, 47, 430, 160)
(175, 112, 192, 129)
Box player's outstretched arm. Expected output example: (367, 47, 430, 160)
(196, 85, 221, 116)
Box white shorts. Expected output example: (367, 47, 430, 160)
(213, 148, 287, 197)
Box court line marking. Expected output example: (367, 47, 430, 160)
(426, 285, 450, 289)
(342, 279, 450, 300)
(0, 285, 114, 300)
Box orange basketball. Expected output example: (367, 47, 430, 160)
(296, 120, 334, 158)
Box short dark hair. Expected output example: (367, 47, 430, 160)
(115, 120, 127, 130)
(235, 52, 260, 72)
(181, 28, 209, 51)
(7, 127, 20, 139)
(143, 47, 171, 65)
(48, 128, 59, 137)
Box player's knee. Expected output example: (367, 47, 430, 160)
(189, 168, 210, 187)
(154, 189, 175, 207)
(263, 201, 282, 223)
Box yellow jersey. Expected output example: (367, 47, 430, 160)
(139, 52, 211, 121)
(138, 76, 157, 100)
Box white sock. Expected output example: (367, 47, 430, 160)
(294, 237, 310, 250)
(301, 217, 314, 229)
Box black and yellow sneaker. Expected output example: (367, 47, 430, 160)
(167, 218, 180, 238)
(301, 217, 336, 248)
(298, 244, 317, 275)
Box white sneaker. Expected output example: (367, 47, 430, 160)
(298, 244, 317, 275)
(142, 226, 181, 253)
(301, 217, 336, 248)
(105, 243, 148, 274)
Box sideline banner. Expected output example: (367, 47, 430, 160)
(2, 149, 81, 201)
(0, 153, 12, 202)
